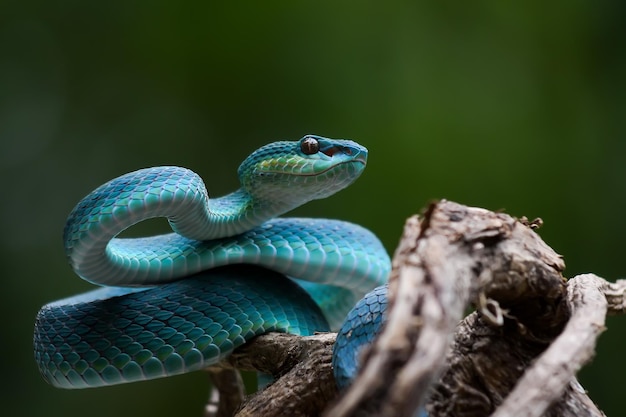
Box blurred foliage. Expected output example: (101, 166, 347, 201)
(2, 1, 625, 416)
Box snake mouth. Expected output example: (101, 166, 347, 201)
(291, 159, 367, 177)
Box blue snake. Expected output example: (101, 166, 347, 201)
(33, 135, 390, 390)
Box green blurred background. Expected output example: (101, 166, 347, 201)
(2, 1, 625, 416)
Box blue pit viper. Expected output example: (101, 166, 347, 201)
(33, 135, 390, 390)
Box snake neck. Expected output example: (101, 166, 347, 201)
(171, 188, 300, 240)
(206, 189, 274, 236)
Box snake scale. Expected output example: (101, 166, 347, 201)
(33, 135, 390, 390)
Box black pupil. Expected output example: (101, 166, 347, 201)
(301, 138, 319, 155)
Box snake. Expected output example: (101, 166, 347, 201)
(33, 135, 391, 390)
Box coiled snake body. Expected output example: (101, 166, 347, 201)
(34, 135, 390, 389)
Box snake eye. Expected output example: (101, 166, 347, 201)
(300, 137, 320, 155)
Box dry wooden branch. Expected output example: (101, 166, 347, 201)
(204, 367, 244, 417)
(489, 274, 607, 417)
(203, 200, 619, 417)
(210, 332, 337, 417)
(326, 200, 569, 417)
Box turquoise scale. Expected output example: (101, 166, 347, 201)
(35, 267, 329, 388)
(33, 136, 391, 390)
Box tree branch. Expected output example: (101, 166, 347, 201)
(215, 332, 337, 417)
(204, 367, 244, 417)
(203, 200, 621, 417)
(490, 274, 607, 417)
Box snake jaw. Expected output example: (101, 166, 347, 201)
(289, 158, 366, 178)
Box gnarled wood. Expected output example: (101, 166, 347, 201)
(204, 200, 618, 417)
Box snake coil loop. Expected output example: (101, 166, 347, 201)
(34, 135, 390, 389)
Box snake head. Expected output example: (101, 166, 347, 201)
(238, 135, 368, 206)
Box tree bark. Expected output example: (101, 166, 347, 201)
(206, 200, 620, 417)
